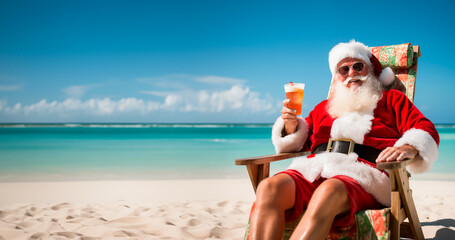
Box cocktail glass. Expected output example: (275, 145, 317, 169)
(284, 83, 305, 115)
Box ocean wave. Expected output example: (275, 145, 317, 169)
(165, 124, 232, 128)
(439, 134, 455, 140)
(436, 124, 455, 128)
(0, 124, 27, 128)
(0, 124, 66, 128)
(0, 123, 272, 128)
(86, 124, 146, 128)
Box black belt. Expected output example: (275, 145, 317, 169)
(312, 139, 381, 164)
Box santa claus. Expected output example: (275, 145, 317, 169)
(248, 40, 439, 240)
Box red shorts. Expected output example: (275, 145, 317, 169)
(278, 169, 383, 227)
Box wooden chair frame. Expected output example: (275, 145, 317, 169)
(235, 46, 424, 240)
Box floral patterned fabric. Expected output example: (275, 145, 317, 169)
(370, 43, 417, 103)
(244, 203, 389, 240)
(355, 209, 390, 240)
(370, 43, 414, 69)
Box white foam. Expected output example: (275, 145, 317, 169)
(284, 83, 305, 92)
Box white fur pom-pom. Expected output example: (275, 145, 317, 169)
(379, 67, 395, 86)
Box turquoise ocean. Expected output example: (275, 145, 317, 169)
(0, 124, 454, 182)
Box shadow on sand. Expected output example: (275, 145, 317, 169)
(421, 219, 455, 240)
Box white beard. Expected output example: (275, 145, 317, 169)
(327, 74, 383, 118)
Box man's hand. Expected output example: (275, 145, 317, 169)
(281, 99, 299, 136)
(376, 144, 418, 162)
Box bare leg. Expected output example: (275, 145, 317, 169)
(249, 174, 296, 240)
(290, 178, 350, 240)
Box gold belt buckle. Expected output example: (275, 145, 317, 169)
(326, 138, 355, 154)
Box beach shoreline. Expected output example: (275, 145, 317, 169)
(1, 179, 454, 239)
(0, 179, 256, 206)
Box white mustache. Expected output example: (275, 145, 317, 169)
(342, 75, 368, 86)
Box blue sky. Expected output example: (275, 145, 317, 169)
(0, 0, 454, 123)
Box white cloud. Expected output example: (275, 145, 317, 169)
(4, 98, 161, 118)
(23, 99, 57, 115)
(0, 85, 276, 119)
(62, 85, 97, 97)
(137, 75, 273, 113)
(146, 85, 275, 113)
(0, 100, 7, 110)
(4, 103, 22, 114)
(164, 94, 183, 108)
(140, 90, 173, 97)
(0, 85, 23, 91)
(208, 85, 248, 111)
(0, 75, 279, 122)
(194, 76, 246, 85)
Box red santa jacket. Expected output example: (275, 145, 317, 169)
(271, 89, 439, 206)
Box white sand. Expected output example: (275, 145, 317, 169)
(0, 179, 454, 239)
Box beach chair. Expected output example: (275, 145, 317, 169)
(236, 43, 424, 240)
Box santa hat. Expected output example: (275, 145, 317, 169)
(328, 40, 395, 86)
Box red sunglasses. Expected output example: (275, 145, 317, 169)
(338, 62, 365, 76)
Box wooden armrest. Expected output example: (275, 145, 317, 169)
(235, 152, 309, 166)
(237, 153, 414, 169)
(377, 158, 415, 170)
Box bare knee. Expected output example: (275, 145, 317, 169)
(255, 174, 296, 211)
(317, 179, 348, 200)
(306, 179, 350, 218)
(256, 177, 284, 200)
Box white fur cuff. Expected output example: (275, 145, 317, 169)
(271, 116, 309, 153)
(394, 128, 439, 174)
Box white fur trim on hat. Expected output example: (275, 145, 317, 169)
(329, 40, 372, 76)
(271, 116, 309, 153)
(393, 128, 439, 174)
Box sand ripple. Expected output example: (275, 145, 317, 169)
(0, 201, 250, 240)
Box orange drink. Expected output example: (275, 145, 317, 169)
(284, 83, 305, 115)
